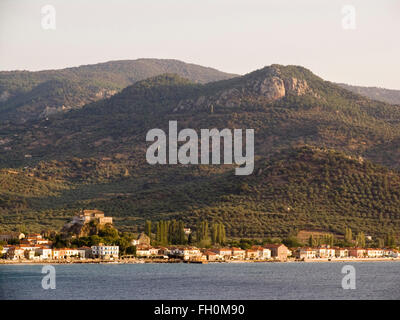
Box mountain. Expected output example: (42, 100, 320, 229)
(0, 59, 237, 122)
(338, 83, 400, 105)
(1, 64, 400, 239)
(2, 65, 400, 168)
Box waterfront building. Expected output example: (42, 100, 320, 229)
(231, 247, 246, 260)
(77, 247, 92, 259)
(296, 247, 317, 259)
(7, 247, 25, 260)
(136, 244, 151, 257)
(212, 248, 232, 260)
(334, 248, 349, 258)
(264, 244, 289, 261)
(348, 248, 366, 258)
(171, 247, 202, 260)
(91, 244, 119, 259)
(204, 251, 218, 261)
(251, 246, 271, 260)
(245, 249, 259, 260)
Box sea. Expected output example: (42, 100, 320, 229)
(0, 262, 399, 300)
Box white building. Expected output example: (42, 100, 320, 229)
(171, 247, 202, 260)
(317, 247, 335, 258)
(335, 248, 349, 258)
(136, 245, 151, 257)
(231, 248, 246, 260)
(297, 247, 317, 259)
(366, 249, 385, 258)
(252, 247, 271, 260)
(35, 248, 53, 260)
(91, 245, 119, 259)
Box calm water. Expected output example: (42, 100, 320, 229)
(0, 262, 399, 300)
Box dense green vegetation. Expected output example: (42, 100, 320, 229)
(0, 59, 236, 122)
(0, 64, 400, 242)
(50, 224, 136, 255)
(338, 83, 400, 105)
(1, 145, 400, 241)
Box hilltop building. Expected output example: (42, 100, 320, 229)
(61, 210, 114, 236)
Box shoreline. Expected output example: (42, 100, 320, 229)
(1, 257, 400, 265)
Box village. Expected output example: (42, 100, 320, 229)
(1, 210, 400, 263)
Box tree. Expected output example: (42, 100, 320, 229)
(308, 235, 314, 247)
(156, 221, 168, 246)
(282, 236, 301, 248)
(156, 222, 161, 244)
(145, 220, 152, 239)
(355, 232, 365, 248)
(344, 227, 353, 244)
(178, 221, 186, 244)
(219, 223, 226, 245)
(196, 220, 210, 246)
(211, 222, 226, 245)
(385, 233, 395, 248)
(308, 235, 318, 247)
(187, 233, 193, 245)
(126, 246, 136, 255)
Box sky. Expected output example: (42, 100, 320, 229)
(0, 0, 399, 89)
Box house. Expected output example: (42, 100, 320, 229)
(296, 247, 317, 259)
(136, 245, 152, 257)
(91, 244, 119, 259)
(385, 249, 400, 258)
(149, 247, 159, 256)
(348, 248, 366, 258)
(335, 248, 349, 258)
(19, 244, 40, 252)
(171, 247, 202, 260)
(0, 232, 25, 242)
(264, 244, 289, 261)
(231, 247, 246, 260)
(24, 250, 36, 260)
(7, 247, 25, 260)
(77, 247, 92, 259)
(1, 245, 11, 255)
(52, 249, 61, 260)
(316, 246, 335, 258)
(35, 247, 53, 260)
(155, 247, 170, 256)
(204, 251, 218, 261)
(366, 248, 384, 258)
(245, 249, 259, 260)
(251, 246, 271, 260)
(212, 248, 232, 260)
(53, 248, 80, 260)
(24, 234, 50, 245)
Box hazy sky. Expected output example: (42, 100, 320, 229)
(0, 0, 399, 89)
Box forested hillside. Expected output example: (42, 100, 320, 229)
(0, 59, 236, 122)
(1, 64, 400, 240)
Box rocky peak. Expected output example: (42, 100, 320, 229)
(173, 65, 314, 112)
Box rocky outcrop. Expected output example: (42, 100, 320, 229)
(173, 67, 315, 112)
(256, 76, 286, 99)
